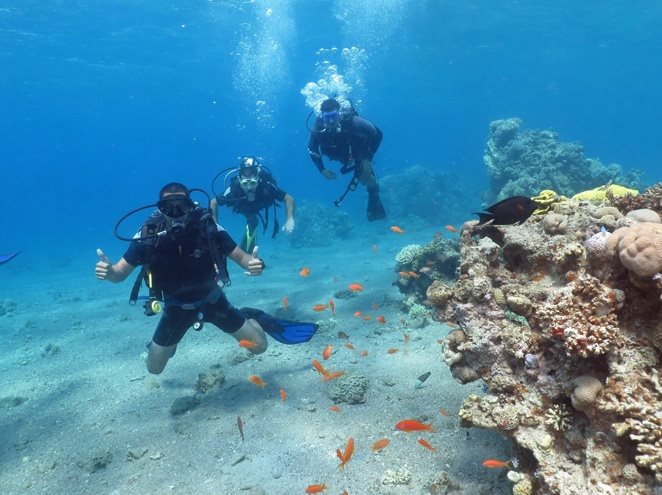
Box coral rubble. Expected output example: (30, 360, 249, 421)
(422, 193, 661, 494)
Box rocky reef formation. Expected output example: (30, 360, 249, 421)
(288, 201, 353, 248)
(484, 118, 643, 203)
(423, 187, 662, 494)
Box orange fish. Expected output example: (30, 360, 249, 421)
(348, 283, 364, 292)
(387, 348, 398, 354)
(248, 375, 267, 388)
(445, 224, 458, 233)
(407, 271, 420, 278)
(372, 243, 377, 255)
(371, 302, 379, 310)
(305, 484, 327, 494)
(238, 339, 257, 348)
(482, 459, 511, 469)
(418, 438, 437, 451)
(337, 331, 350, 340)
(398, 271, 410, 278)
(344, 342, 355, 350)
(376, 316, 386, 324)
(313, 303, 328, 312)
(390, 226, 404, 234)
(353, 311, 362, 318)
(329, 298, 335, 316)
(312, 359, 330, 377)
(371, 438, 390, 452)
(329, 405, 342, 413)
(299, 267, 311, 277)
(321, 370, 346, 382)
(338, 437, 355, 469)
(280, 388, 287, 402)
(362, 315, 371, 321)
(322, 344, 333, 360)
(395, 419, 435, 432)
(359, 350, 368, 357)
(282, 295, 289, 309)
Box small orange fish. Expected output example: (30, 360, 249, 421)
(348, 283, 364, 292)
(445, 224, 458, 233)
(337, 331, 350, 340)
(329, 298, 335, 316)
(390, 225, 404, 234)
(407, 271, 420, 278)
(322, 344, 333, 360)
(329, 405, 342, 413)
(376, 316, 386, 324)
(359, 350, 368, 357)
(395, 419, 435, 432)
(321, 370, 346, 382)
(371, 302, 379, 310)
(282, 295, 289, 309)
(387, 348, 398, 354)
(313, 303, 328, 312)
(238, 339, 257, 348)
(371, 438, 390, 452)
(482, 459, 511, 469)
(403, 333, 410, 344)
(418, 438, 437, 451)
(338, 437, 355, 469)
(344, 342, 355, 350)
(312, 359, 330, 377)
(299, 267, 311, 277)
(248, 375, 267, 388)
(353, 311, 362, 318)
(372, 243, 377, 255)
(362, 315, 371, 321)
(305, 483, 327, 494)
(398, 271, 411, 278)
(280, 388, 287, 402)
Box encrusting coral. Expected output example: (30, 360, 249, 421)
(416, 187, 662, 494)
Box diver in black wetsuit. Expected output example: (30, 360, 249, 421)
(307, 98, 385, 221)
(210, 156, 295, 253)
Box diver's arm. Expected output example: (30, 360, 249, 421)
(283, 193, 295, 232)
(95, 253, 136, 283)
(307, 133, 325, 172)
(351, 117, 382, 157)
(210, 197, 219, 222)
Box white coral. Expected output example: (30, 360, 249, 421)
(544, 404, 572, 431)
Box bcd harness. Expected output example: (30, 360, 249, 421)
(129, 207, 230, 312)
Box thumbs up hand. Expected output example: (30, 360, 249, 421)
(245, 246, 265, 277)
(95, 248, 114, 280)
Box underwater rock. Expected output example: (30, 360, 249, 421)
(328, 374, 368, 404)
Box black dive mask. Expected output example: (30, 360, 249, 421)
(157, 197, 194, 218)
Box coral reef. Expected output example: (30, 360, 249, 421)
(288, 201, 353, 248)
(421, 191, 662, 494)
(483, 118, 642, 203)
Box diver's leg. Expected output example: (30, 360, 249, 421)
(230, 319, 268, 354)
(205, 292, 268, 354)
(358, 159, 377, 188)
(147, 306, 194, 374)
(357, 159, 385, 221)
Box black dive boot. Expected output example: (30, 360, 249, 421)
(367, 185, 386, 221)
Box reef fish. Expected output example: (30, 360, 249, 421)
(474, 196, 537, 225)
(0, 252, 20, 264)
(395, 419, 435, 432)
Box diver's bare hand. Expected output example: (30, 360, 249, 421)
(321, 169, 336, 180)
(282, 218, 295, 233)
(245, 246, 265, 276)
(95, 248, 113, 280)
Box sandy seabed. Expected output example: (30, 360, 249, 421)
(0, 228, 512, 495)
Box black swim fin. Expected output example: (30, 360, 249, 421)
(240, 307, 319, 345)
(367, 187, 386, 221)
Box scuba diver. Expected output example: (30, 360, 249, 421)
(95, 182, 317, 375)
(210, 156, 295, 253)
(307, 97, 386, 221)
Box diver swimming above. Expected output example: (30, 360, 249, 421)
(210, 156, 295, 253)
(307, 98, 386, 221)
(95, 182, 317, 375)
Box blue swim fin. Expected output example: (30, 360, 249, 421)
(0, 252, 21, 265)
(240, 307, 319, 345)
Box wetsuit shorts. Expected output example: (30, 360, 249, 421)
(152, 289, 245, 346)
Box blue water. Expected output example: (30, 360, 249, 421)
(2, 0, 661, 257)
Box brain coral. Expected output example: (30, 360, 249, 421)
(570, 375, 603, 412)
(607, 222, 662, 277)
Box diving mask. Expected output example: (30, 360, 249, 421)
(239, 177, 259, 191)
(157, 197, 194, 219)
(321, 110, 340, 126)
